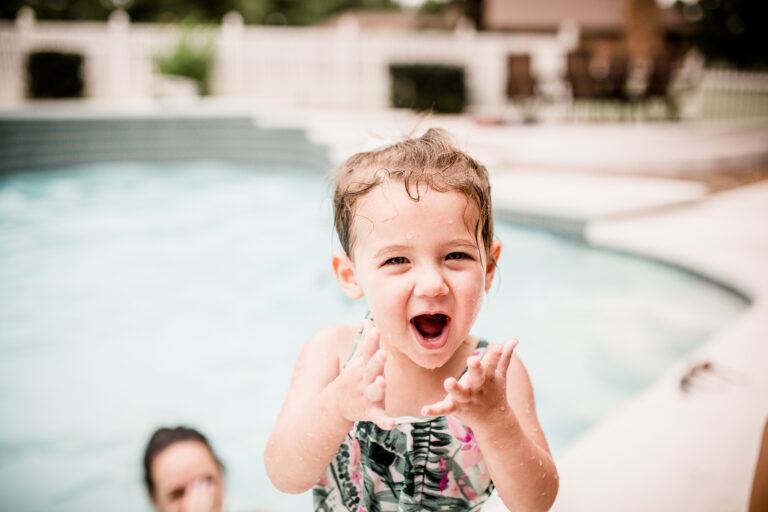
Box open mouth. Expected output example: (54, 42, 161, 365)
(410, 314, 450, 343)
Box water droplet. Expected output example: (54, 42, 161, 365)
(498, 406, 506, 412)
(540, 491, 547, 496)
(447, 220, 454, 225)
(540, 472, 546, 479)
(529, 455, 535, 460)
(538, 459, 543, 466)
(554, 473, 559, 480)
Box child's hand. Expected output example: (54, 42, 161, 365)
(421, 339, 519, 425)
(334, 319, 396, 430)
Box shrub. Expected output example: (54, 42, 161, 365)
(26, 50, 84, 98)
(154, 25, 214, 95)
(389, 63, 467, 113)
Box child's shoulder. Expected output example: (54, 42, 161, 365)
(306, 323, 359, 372)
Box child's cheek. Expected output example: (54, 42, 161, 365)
(466, 282, 485, 321)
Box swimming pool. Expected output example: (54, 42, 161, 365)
(0, 160, 746, 511)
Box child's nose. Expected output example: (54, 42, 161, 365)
(413, 265, 449, 297)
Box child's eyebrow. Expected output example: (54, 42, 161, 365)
(444, 238, 480, 251)
(373, 244, 411, 258)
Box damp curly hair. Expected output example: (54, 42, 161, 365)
(332, 128, 494, 259)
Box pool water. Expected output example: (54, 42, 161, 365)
(0, 161, 746, 512)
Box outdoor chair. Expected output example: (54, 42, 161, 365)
(566, 49, 631, 120)
(603, 53, 630, 101)
(506, 54, 539, 122)
(506, 54, 537, 99)
(566, 50, 594, 100)
(641, 53, 679, 119)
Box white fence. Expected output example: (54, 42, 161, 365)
(694, 68, 768, 119)
(0, 9, 572, 109)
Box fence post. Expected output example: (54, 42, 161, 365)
(219, 10, 244, 97)
(108, 9, 131, 101)
(13, 6, 36, 102)
(334, 15, 359, 108)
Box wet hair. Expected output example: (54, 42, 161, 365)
(143, 426, 224, 498)
(332, 128, 494, 259)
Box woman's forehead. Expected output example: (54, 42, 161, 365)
(152, 441, 219, 491)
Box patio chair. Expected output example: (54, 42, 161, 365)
(642, 52, 679, 119)
(603, 52, 630, 101)
(566, 50, 594, 100)
(506, 54, 537, 99)
(506, 54, 539, 122)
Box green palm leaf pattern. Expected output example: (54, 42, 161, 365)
(313, 341, 495, 511)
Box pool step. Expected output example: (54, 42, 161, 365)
(0, 115, 330, 173)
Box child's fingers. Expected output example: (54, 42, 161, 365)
(444, 377, 471, 403)
(369, 407, 396, 430)
(497, 339, 519, 378)
(481, 344, 503, 375)
(421, 396, 456, 417)
(357, 322, 380, 362)
(463, 356, 485, 389)
(364, 375, 386, 403)
(363, 350, 387, 384)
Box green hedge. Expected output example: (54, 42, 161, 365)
(389, 63, 467, 114)
(154, 26, 214, 95)
(26, 51, 84, 98)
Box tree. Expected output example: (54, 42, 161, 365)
(678, 0, 768, 69)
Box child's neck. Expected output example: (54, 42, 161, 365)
(382, 336, 478, 417)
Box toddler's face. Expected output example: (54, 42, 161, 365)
(338, 179, 499, 369)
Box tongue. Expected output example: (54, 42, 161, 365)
(413, 314, 446, 339)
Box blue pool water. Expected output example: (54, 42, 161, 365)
(0, 161, 746, 511)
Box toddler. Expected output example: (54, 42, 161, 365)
(265, 129, 557, 511)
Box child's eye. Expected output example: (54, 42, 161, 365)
(446, 252, 472, 261)
(383, 256, 409, 265)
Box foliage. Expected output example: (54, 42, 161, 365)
(154, 23, 214, 95)
(677, 0, 768, 69)
(389, 63, 467, 114)
(1, 0, 400, 25)
(26, 50, 84, 98)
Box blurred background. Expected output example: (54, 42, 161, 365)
(0, 1, 766, 511)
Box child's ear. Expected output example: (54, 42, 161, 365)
(332, 251, 363, 299)
(484, 240, 502, 292)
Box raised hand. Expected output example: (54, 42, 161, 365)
(421, 339, 518, 425)
(181, 478, 220, 512)
(334, 319, 396, 430)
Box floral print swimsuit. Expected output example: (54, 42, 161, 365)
(313, 340, 494, 512)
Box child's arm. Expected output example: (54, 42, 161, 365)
(422, 340, 558, 511)
(264, 320, 396, 494)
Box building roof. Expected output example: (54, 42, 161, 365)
(483, 0, 684, 32)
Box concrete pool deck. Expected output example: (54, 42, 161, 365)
(547, 179, 768, 512)
(459, 121, 767, 511)
(283, 109, 768, 511)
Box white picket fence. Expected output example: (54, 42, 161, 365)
(695, 68, 768, 119)
(2, 9, 766, 118)
(0, 9, 571, 109)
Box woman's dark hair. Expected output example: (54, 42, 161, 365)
(143, 426, 224, 498)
